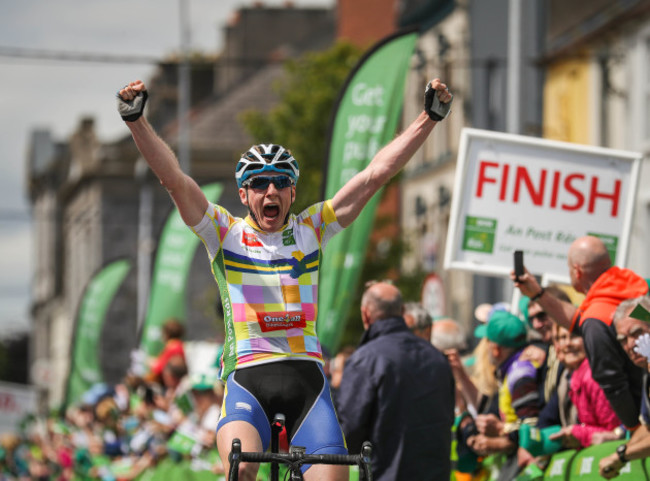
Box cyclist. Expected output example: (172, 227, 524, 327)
(117, 77, 452, 481)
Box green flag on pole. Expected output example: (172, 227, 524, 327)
(318, 29, 419, 354)
(66, 258, 131, 406)
(140, 182, 223, 356)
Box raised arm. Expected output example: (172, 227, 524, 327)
(332, 78, 452, 228)
(117, 80, 208, 226)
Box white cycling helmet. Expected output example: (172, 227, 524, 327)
(235, 144, 300, 188)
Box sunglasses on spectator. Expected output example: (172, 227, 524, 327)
(529, 311, 549, 323)
(244, 175, 293, 190)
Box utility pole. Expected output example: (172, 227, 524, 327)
(507, 0, 522, 135)
(136, 158, 153, 339)
(178, 0, 192, 175)
(506, 0, 524, 310)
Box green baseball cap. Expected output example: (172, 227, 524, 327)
(486, 311, 528, 348)
(473, 302, 511, 339)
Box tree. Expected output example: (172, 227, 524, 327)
(240, 42, 363, 213)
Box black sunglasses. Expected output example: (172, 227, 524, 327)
(529, 311, 549, 323)
(245, 175, 293, 190)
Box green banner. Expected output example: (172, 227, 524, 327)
(318, 30, 419, 354)
(66, 259, 131, 406)
(463, 216, 497, 253)
(140, 183, 223, 356)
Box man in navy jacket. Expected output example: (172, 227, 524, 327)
(336, 281, 455, 481)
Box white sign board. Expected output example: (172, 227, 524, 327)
(0, 382, 38, 433)
(444, 128, 641, 284)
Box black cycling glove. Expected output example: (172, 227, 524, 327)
(117, 90, 148, 122)
(424, 82, 452, 121)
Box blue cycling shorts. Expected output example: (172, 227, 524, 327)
(217, 360, 347, 459)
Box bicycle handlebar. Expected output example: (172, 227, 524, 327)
(229, 439, 373, 481)
(238, 450, 367, 466)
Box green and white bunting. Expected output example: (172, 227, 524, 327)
(66, 258, 132, 406)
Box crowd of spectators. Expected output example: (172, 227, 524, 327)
(0, 373, 226, 481)
(332, 237, 650, 480)
(439, 236, 650, 481)
(0, 318, 227, 481)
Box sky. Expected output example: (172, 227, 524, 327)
(0, 0, 333, 335)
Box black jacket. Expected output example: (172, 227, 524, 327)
(573, 318, 643, 428)
(336, 317, 455, 481)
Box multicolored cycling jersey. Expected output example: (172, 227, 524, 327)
(191, 200, 343, 380)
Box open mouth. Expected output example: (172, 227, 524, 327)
(263, 204, 280, 219)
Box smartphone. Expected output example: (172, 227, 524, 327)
(514, 250, 524, 281)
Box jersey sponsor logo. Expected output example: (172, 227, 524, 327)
(242, 231, 263, 247)
(235, 402, 252, 412)
(282, 228, 296, 246)
(257, 311, 306, 332)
